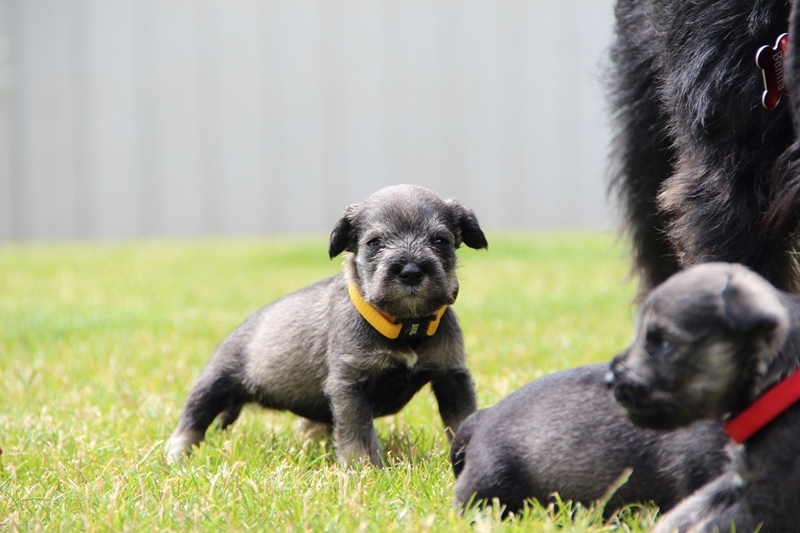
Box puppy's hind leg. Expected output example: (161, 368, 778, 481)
(167, 362, 247, 462)
(296, 418, 333, 440)
(218, 403, 243, 430)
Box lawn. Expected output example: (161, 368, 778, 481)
(0, 232, 659, 532)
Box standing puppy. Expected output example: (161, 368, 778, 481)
(609, 263, 800, 533)
(167, 184, 487, 466)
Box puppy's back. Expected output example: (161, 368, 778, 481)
(453, 364, 729, 514)
(217, 275, 347, 422)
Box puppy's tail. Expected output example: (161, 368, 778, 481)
(450, 412, 479, 478)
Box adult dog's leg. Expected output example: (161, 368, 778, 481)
(607, 0, 680, 297)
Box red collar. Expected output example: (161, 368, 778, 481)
(723, 368, 800, 444)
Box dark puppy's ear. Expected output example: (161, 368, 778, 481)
(329, 204, 358, 258)
(449, 201, 488, 250)
(721, 270, 787, 334)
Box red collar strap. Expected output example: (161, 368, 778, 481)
(723, 367, 800, 444)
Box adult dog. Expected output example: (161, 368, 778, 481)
(167, 184, 487, 466)
(608, 262, 800, 532)
(608, 0, 800, 298)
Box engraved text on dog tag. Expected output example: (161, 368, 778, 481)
(756, 33, 789, 109)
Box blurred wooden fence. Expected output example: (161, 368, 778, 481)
(0, 0, 617, 241)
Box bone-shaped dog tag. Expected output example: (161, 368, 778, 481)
(755, 33, 789, 109)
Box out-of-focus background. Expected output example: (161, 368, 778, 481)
(0, 0, 617, 242)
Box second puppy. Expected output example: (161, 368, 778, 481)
(609, 263, 800, 532)
(167, 184, 487, 466)
(451, 364, 729, 516)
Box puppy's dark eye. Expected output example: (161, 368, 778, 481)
(431, 236, 450, 247)
(367, 237, 383, 248)
(645, 331, 671, 353)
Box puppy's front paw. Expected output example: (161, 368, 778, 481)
(335, 436, 383, 467)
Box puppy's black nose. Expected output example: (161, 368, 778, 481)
(399, 263, 424, 286)
(604, 370, 616, 388)
(606, 354, 627, 388)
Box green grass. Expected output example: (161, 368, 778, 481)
(0, 232, 659, 532)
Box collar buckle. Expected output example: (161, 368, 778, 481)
(395, 315, 437, 339)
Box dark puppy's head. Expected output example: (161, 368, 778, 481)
(328, 184, 487, 319)
(608, 263, 789, 430)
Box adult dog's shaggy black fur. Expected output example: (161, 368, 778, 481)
(608, 0, 800, 297)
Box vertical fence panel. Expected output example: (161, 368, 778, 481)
(152, 0, 205, 236)
(80, 0, 141, 239)
(15, 0, 81, 239)
(134, 0, 161, 237)
(275, 0, 328, 233)
(202, 0, 268, 236)
(0, 0, 10, 240)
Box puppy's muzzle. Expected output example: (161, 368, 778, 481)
(607, 356, 651, 411)
(607, 355, 683, 429)
(611, 379, 652, 411)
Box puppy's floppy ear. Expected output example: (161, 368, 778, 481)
(721, 270, 788, 335)
(329, 204, 358, 258)
(449, 201, 488, 250)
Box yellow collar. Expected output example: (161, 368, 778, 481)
(347, 282, 448, 340)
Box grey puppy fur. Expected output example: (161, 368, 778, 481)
(167, 184, 487, 466)
(451, 363, 729, 516)
(608, 262, 800, 533)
